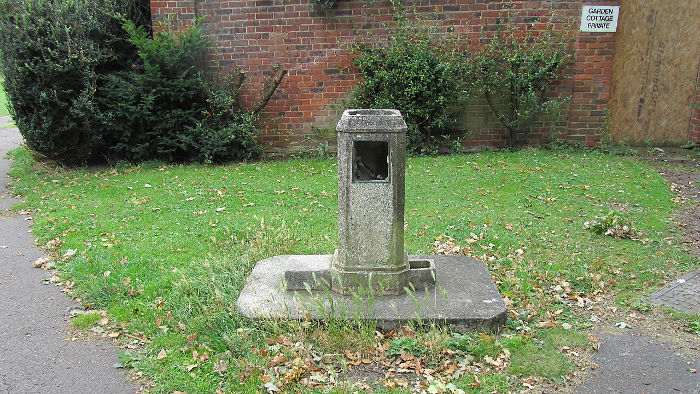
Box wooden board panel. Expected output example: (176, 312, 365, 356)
(609, 0, 700, 143)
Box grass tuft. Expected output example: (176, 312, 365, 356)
(71, 312, 102, 329)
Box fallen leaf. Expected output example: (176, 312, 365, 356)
(399, 352, 414, 361)
(484, 356, 502, 367)
(470, 375, 481, 388)
(90, 326, 104, 334)
(345, 350, 361, 366)
(270, 354, 286, 367)
(395, 378, 409, 388)
(213, 359, 228, 375)
(185, 332, 198, 347)
(521, 376, 536, 388)
(33, 256, 51, 268)
(61, 249, 77, 260)
(537, 321, 556, 329)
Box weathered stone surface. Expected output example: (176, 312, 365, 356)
(282, 258, 436, 292)
(336, 109, 408, 134)
(237, 254, 506, 333)
(238, 109, 505, 333)
(332, 109, 409, 295)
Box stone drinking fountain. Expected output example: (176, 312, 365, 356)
(238, 109, 505, 332)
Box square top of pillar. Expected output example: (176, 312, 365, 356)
(337, 109, 407, 133)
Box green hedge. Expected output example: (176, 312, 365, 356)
(0, 0, 266, 165)
(0, 0, 119, 163)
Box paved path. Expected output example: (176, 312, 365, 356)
(648, 268, 700, 314)
(0, 117, 137, 393)
(575, 329, 699, 393)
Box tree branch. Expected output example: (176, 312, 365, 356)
(252, 68, 287, 116)
(484, 89, 516, 146)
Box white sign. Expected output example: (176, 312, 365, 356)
(580, 5, 619, 32)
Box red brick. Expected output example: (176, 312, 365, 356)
(152, 0, 615, 151)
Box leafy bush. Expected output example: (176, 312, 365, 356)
(100, 21, 281, 164)
(0, 0, 154, 164)
(99, 21, 211, 163)
(0, 0, 122, 164)
(190, 74, 268, 163)
(387, 337, 425, 357)
(471, 25, 574, 148)
(0, 0, 278, 165)
(315, 0, 338, 9)
(352, 10, 467, 155)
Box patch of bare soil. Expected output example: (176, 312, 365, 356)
(653, 158, 700, 256)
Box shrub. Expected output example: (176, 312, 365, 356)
(471, 24, 574, 148)
(0, 0, 152, 164)
(99, 20, 211, 163)
(0, 0, 277, 165)
(0, 0, 120, 164)
(352, 8, 467, 155)
(189, 74, 266, 163)
(315, 0, 338, 9)
(100, 21, 281, 164)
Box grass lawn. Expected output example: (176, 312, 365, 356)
(0, 76, 10, 117)
(9, 148, 698, 392)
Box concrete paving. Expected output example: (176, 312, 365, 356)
(0, 117, 137, 393)
(647, 268, 700, 314)
(575, 330, 699, 393)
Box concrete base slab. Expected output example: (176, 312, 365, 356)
(237, 254, 506, 332)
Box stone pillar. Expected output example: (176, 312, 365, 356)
(331, 109, 409, 295)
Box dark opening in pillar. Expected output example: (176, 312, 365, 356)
(353, 140, 389, 181)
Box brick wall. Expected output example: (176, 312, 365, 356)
(690, 63, 700, 144)
(151, 0, 619, 153)
(568, 3, 617, 147)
